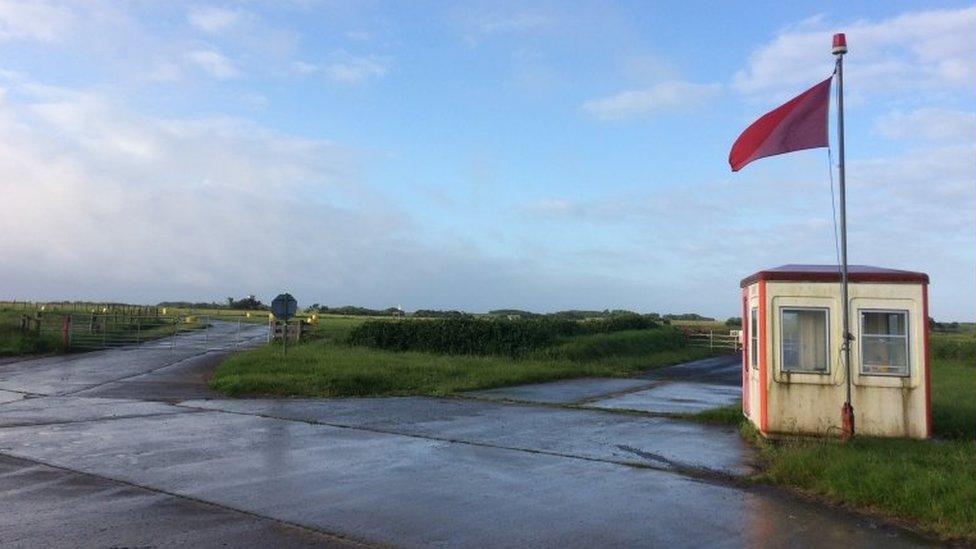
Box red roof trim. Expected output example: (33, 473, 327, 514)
(740, 264, 928, 288)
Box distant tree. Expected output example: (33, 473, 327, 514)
(157, 301, 225, 309)
(929, 317, 961, 333)
(228, 296, 265, 310)
(725, 317, 742, 328)
(413, 309, 471, 318)
(548, 310, 604, 320)
(312, 305, 402, 317)
(664, 313, 716, 322)
(488, 309, 540, 318)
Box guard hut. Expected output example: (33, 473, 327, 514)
(740, 265, 930, 439)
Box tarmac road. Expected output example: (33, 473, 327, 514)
(0, 328, 938, 548)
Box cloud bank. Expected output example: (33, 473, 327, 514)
(582, 81, 722, 121)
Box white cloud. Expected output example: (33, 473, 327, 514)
(874, 108, 976, 141)
(325, 54, 389, 84)
(452, 2, 556, 43)
(734, 6, 976, 100)
(0, 78, 389, 298)
(0, 0, 74, 41)
(187, 6, 244, 34)
(146, 62, 182, 83)
(291, 61, 319, 75)
(293, 54, 392, 85)
(346, 30, 372, 41)
(582, 81, 722, 120)
(1, 76, 657, 313)
(239, 92, 269, 109)
(467, 10, 553, 36)
(527, 198, 576, 216)
(29, 95, 162, 160)
(525, 141, 975, 319)
(188, 49, 240, 79)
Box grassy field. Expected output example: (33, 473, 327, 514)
(211, 324, 722, 397)
(670, 319, 732, 332)
(707, 332, 975, 543)
(304, 315, 376, 342)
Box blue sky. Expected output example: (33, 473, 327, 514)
(0, 1, 973, 319)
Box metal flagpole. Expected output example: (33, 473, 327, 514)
(833, 33, 854, 440)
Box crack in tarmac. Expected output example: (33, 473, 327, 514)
(59, 350, 221, 397)
(171, 400, 749, 485)
(0, 408, 205, 430)
(0, 451, 382, 548)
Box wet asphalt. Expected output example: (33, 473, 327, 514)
(0, 324, 939, 548)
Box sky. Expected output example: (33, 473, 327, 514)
(0, 0, 973, 319)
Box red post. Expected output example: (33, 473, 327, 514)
(841, 402, 855, 442)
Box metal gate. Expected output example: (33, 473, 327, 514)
(686, 330, 742, 352)
(34, 314, 268, 351)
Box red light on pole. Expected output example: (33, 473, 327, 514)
(832, 33, 847, 55)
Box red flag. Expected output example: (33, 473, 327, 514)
(729, 75, 833, 172)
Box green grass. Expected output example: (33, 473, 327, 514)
(534, 329, 684, 362)
(736, 333, 976, 542)
(681, 402, 744, 425)
(304, 316, 369, 343)
(755, 437, 976, 541)
(930, 354, 976, 439)
(0, 325, 61, 356)
(210, 328, 722, 398)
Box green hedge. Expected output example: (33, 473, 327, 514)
(931, 335, 976, 361)
(0, 325, 60, 356)
(537, 328, 686, 362)
(347, 314, 660, 357)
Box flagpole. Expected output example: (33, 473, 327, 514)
(833, 33, 854, 440)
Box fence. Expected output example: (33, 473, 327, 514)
(1, 300, 162, 316)
(685, 330, 742, 352)
(17, 313, 268, 351)
(268, 319, 308, 343)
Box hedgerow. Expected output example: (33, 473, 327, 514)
(346, 314, 660, 357)
(930, 336, 976, 361)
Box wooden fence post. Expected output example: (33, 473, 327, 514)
(61, 315, 71, 348)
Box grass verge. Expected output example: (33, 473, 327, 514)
(754, 435, 976, 542)
(687, 334, 976, 543)
(680, 402, 744, 425)
(210, 328, 722, 398)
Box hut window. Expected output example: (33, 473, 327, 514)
(780, 308, 829, 373)
(749, 307, 758, 369)
(860, 310, 910, 376)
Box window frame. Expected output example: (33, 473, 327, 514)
(858, 308, 911, 378)
(749, 307, 759, 369)
(778, 306, 830, 375)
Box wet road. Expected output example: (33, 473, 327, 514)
(0, 334, 936, 548)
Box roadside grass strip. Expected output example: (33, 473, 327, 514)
(687, 334, 976, 543)
(210, 340, 719, 398)
(680, 403, 744, 426)
(210, 327, 722, 398)
(755, 435, 976, 542)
